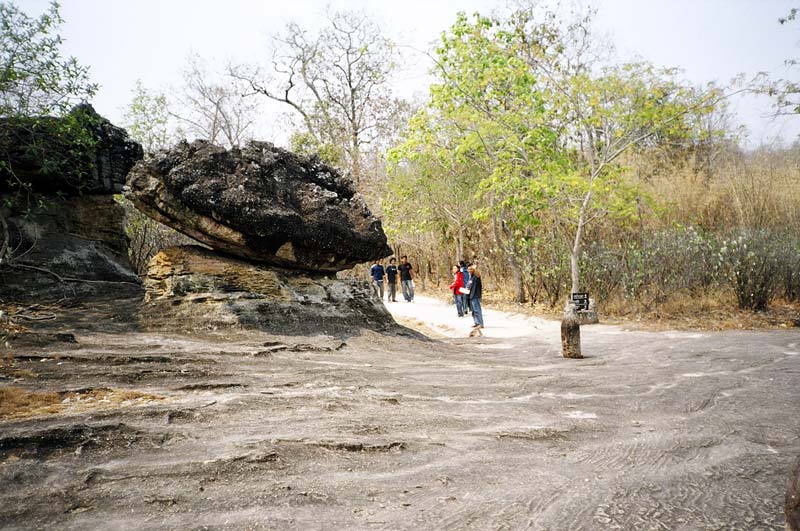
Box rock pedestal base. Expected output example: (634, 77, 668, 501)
(141, 245, 394, 335)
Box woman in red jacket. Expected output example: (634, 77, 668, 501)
(449, 265, 465, 317)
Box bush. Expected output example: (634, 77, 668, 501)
(578, 227, 800, 313)
(778, 235, 800, 302)
(528, 235, 570, 307)
(579, 239, 627, 303)
(719, 230, 782, 311)
(581, 226, 722, 305)
(639, 227, 722, 297)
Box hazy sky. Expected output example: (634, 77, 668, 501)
(21, 0, 800, 146)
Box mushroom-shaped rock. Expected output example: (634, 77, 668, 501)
(125, 140, 392, 272)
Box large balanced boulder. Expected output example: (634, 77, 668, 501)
(0, 104, 143, 195)
(125, 140, 392, 272)
(141, 245, 394, 335)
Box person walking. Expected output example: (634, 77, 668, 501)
(460, 260, 470, 314)
(399, 255, 415, 302)
(467, 264, 483, 329)
(449, 265, 465, 317)
(370, 260, 385, 300)
(385, 257, 398, 302)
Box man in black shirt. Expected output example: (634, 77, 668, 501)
(385, 258, 398, 302)
(399, 255, 415, 302)
(467, 264, 483, 328)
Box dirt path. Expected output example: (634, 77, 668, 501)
(383, 294, 561, 340)
(1, 297, 798, 530)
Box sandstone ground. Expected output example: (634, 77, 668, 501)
(1, 295, 798, 530)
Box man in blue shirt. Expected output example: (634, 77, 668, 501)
(370, 260, 385, 300)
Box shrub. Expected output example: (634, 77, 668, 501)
(719, 230, 782, 311)
(581, 226, 722, 305)
(579, 239, 627, 303)
(778, 235, 800, 302)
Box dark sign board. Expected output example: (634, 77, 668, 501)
(571, 292, 589, 311)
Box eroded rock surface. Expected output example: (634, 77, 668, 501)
(125, 140, 392, 272)
(0, 307, 798, 530)
(141, 245, 393, 335)
(1, 195, 141, 303)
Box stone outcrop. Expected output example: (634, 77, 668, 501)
(0, 104, 143, 195)
(126, 140, 396, 335)
(141, 245, 394, 335)
(125, 140, 391, 272)
(0, 106, 142, 303)
(1, 195, 142, 303)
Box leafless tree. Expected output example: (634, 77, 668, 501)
(230, 10, 400, 185)
(174, 54, 258, 148)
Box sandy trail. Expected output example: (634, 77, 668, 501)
(384, 294, 561, 340)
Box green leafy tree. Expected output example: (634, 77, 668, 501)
(415, 9, 722, 297)
(124, 80, 170, 155)
(391, 6, 729, 356)
(0, 1, 97, 117)
(550, 61, 717, 294)
(386, 108, 483, 260)
(390, 12, 567, 302)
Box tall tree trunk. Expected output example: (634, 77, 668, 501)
(563, 184, 594, 359)
(570, 186, 594, 295)
(569, 244, 580, 296)
(457, 224, 464, 261)
(498, 242, 527, 304)
(502, 218, 527, 304)
(512, 260, 526, 304)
